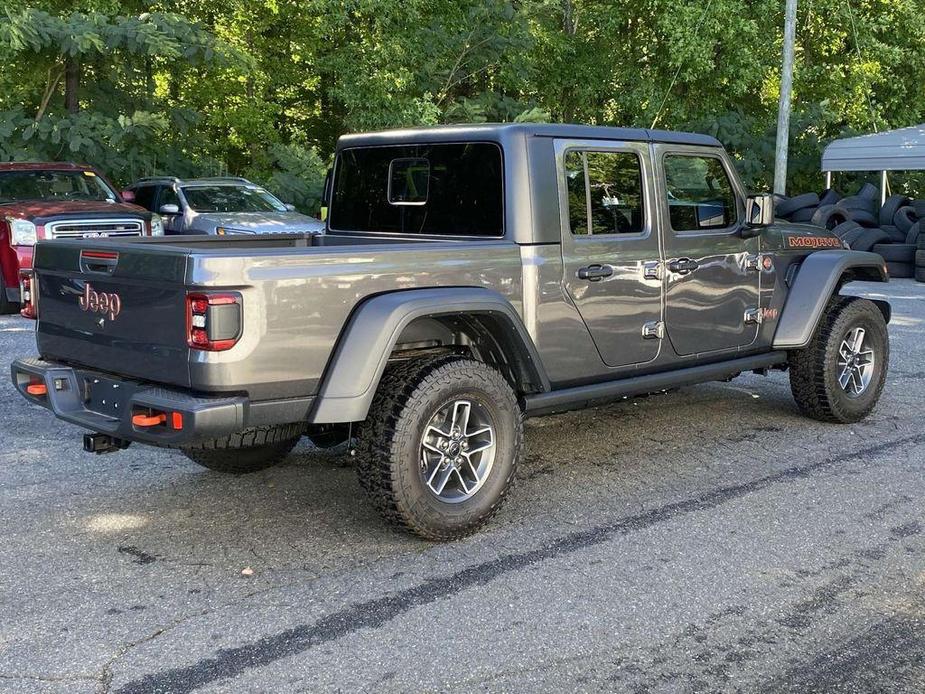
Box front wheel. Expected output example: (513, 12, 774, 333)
(356, 355, 523, 540)
(789, 297, 889, 423)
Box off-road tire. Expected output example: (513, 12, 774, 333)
(855, 182, 881, 200)
(879, 195, 910, 226)
(894, 206, 918, 233)
(355, 354, 523, 541)
(906, 222, 922, 246)
(819, 188, 842, 206)
(836, 195, 877, 213)
(847, 209, 880, 228)
(850, 228, 890, 252)
(831, 220, 862, 241)
(789, 206, 818, 223)
(881, 225, 906, 244)
(181, 423, 304, 473)
(789, 297, 888, 423)
(885, 261, 914, 278)
(872, 243, 915, 263)
(777, 192, 819, 218)
(811, 205, 848, 230)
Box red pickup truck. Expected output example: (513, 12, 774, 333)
(0, 162, 161, 313)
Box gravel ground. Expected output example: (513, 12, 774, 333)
(1, 280, 923, 693)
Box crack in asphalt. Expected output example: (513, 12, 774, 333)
(113, 431, 925, 694)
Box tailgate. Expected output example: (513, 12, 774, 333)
(33, 241, 192, 388)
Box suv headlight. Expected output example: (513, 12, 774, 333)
(150, 214, 164, 236)
(9, 219, 37, 246)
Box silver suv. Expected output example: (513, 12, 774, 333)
(126, 176, 325, 236)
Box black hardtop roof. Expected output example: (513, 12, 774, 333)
(336, 123, 722, 149)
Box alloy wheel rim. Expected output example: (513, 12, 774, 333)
(837, 326, 875, 398)
(420, 399, 496, 503)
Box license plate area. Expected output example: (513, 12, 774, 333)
(83, 375, 130, 418)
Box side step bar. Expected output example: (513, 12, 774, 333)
(523, 353, 788, 417)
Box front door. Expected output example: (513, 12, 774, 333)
(557, 140, 663, 368)
(654, 146, 760, 356)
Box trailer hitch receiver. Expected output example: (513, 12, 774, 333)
(83, 433, 131, 455)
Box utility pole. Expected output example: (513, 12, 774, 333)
(773, 0, 798, 195)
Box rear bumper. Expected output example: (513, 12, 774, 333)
(11, 357, 313, 447)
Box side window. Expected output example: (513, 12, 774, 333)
(565, 150, 645, 235)
(131, 186, 157, 211)
(664, 155, 737, 232)
(565, 151, 588, 235)
(159, 186, 180, 210)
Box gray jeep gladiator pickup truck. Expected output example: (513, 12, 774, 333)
(11, 124, 891, 540)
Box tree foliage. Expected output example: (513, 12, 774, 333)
(1, 0, 924, 208)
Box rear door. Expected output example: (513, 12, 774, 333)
(654, 145, 760, 356)
(34, 241, 192, 387)
(557, 139, 663, 368)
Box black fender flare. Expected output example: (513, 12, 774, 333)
(772, 250, 889, 350)
(308, 287, 549, 423)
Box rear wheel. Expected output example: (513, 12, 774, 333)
(356, 355, 522, 540)
(789, 297, 888, 423)
(181, 423, 304, 474)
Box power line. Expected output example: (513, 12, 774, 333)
(844, 0, 879, 133)
(650, 0, 715, 130)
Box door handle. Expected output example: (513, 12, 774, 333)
(668, 258, 699, 275)
(577, 264, 614, 282)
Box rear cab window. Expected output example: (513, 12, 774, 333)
(664, 154, 739, 232)
(329, 142, 503, 237)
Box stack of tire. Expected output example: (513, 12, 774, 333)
(775, 184, 923, 280)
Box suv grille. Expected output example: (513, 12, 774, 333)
(46, 219, 144, 239)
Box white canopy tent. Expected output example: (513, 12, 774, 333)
(821, 124, 925, 203)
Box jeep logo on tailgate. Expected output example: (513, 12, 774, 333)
(78, 283, 122, 321)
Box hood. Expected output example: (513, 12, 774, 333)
(194, 211, 325, 234)
(0, 199, 149, 223)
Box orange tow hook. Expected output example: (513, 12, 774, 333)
(132, 412, 166, 427)
(26, 383, 47, 396)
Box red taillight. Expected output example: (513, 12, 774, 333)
(186, 292, 242, 351)
(20, 271, 36, 319)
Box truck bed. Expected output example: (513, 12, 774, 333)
(31, 232, 525, 400)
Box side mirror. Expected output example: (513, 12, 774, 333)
(745, 193, 774, 229)
(284, 203, 296, 212)
(159, 203, 180, 215)
(121, 190, 135, 203)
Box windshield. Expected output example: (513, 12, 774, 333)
(0, 170, 118, 204)
(181, 185, 286, 213)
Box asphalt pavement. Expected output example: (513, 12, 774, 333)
(1, 280, 923, 693)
